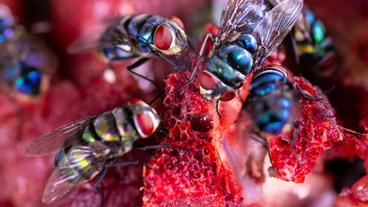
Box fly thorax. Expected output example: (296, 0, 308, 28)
(112, 107, 139, 154)
(82, 125, 113, 158)
(137, 15, 164, 53)
(93, 112, 122, 143)
(128, 14, 152, 39)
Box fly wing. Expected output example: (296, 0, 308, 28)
(26, 116, 96, 155)
(67, 21, 130, 55)
(217, 0, 265, 45)
(252, 0, 303, 67)
(41, 146, 106, 204)
(41, 168, 81, 204)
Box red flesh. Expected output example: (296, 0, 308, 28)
(1, 0, 368, 207)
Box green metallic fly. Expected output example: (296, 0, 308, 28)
(26, 99, 161, 204)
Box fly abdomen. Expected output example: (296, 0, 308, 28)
(218, 45, 253, 75)
(250, 94, 294, 134)
(61, 146, 100, 183)
(205, 34, 257, 91)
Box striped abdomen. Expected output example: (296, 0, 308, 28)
(53, 146, 101, 183)
(53, 107, 139, 182)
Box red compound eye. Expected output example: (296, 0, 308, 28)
(153, 24, 173, 50)
(317, 52, 337, 76)
(135, 112, 154, 137)
(199, 71, 218, 91)
(220, 91, 235, 102)
(129, 98, 143, 104)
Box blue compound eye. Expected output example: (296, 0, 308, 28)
(237, 34, 258, 54)
(15, 62, 42, 96)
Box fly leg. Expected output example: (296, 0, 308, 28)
(237, 89, 245, 103)
(154, 53, 181, 71)
(127, 58, 150, 70)
(178, 60, 200, 91)
(95, 165, 108, 207)
(250, 132, 274, 167)
(249, 134, 281, 176)
(128, 58, 164, 106)
(337, 126, 366, 138)
(148, 91, 164, 106)
(127, 58, 158, 89)
(178, 33, 216, 90)
(134, 144, 172, 151)
(215, 98, 221, 119)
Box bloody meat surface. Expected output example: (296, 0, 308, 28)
(1, 0, 368, 207)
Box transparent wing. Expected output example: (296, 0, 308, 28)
(252, 0, 303, 66)
(42, 168, 81, 204)
(217, 0, 265, 44)
(67, 21, 130, 55)
(26, 116, 95, 155)
(67, 36, 100, 54)
(42, 146, 105, 204)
